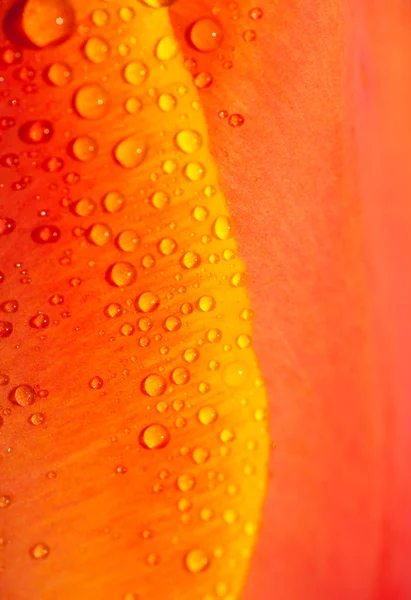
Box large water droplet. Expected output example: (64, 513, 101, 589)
(22, 0, 75, 48)
(142, 374, 166, 397)
(175, 130, 202, 154)
(189, 18, 223, 52)
(11, 384, 36, 407)
(107, 262, 137, 287)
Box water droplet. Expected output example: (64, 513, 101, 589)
(0, 495, 12, 508)
(197, 405, 218, 425)
(11, 384, 36, 407)
(1, 153, 19, 168)
(124, 97, 142, 114)
(0, 321, 13, 338)
(30, 313, 50, 329)
(189, 18, 223, 52)
(162, 159, 177, 174)
(181, 251, 201, 269)
(164, 315, 181, 332)
(155, 36, 178, 61)
(22, 0, 75, 48)
(102, 190, 125, 213)
(74, 84, 110, 119)
(192, 206, 209, 222)
(184, 162, 205, 182)
(71, 135, 98, 161)
(249, 7, 263, 20)
(114, 136, 147, 169)
(29, 412, 45, 425)
(83, 36, 110, 63)
(207, 328, 221, 343)
(91, 9, 110, 27)
(142, 374, 166, 397)
(20, 120, 53, 144)
(120, 323, 134, 336)
(192, 447, 210, 464)
(150, 191, 169, 209)
(197, 295, 216, 312)
(104, 303, 122, 318)
(175, 130, 202, 154)
(177, 473, 196, 492)
(220, 428, 235, 443)
(194, 71, 213, 89)
(212, 216, 233, 240)
(158, 237, 177, 256)
(228, 113, 244, 127)
(123, 61, 149, 85)
(157, 93, 176, 112)
(117, 230, 140, 253)
(87, 223, 112, 246)
(89, 376, 103, 390)
(46, 62, 72, 86)
(184, 548, 210, 573)
(30, 542, 50, 559)
(32, 225, 60, 244)
(183, 348, 199, 363)
(140, 422, 170, 448)
(72, 197, 96, 216)
(237, 334, 251, 349)
(171, 367, 190, 385)
(0, 373, 10, 386)
(136, 292, 159, 313)
(107, 262, 137, 287)
(243, 29, 257, 42)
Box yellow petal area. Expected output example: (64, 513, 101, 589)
(0, 2, 269, 599)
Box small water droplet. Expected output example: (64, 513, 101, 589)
(32, 225, 60, 244)
(157, 93, 176, 112)
(116, 230, 140, 253)
(30, 542, 50, 559)
(184, 548, 210, 573)
(228, 113, 244, 127)
(123, 61, 149, 85)
(155, 36, 178, 61)
(71, 135, 98, 161)
(197, 295, 216, 312)
(175, 129, 202, 154)
(171, 367, 190, 385)
(197, 405, 218, 425)
(46, 62, 72, 86)
(0, 321, 13, 338)
(89, 376, 104, 390)
(181, 251, 201, 269)
(87, 223, 112, 246)
(102, 190, 125, 213)
(20, 120, 53, 144)
(136, 292, 159, 313)
(83, 36, 110, 63)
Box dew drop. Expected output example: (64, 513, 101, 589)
(155, 36, 178, 61)
(212, 216, 233, 240)
(0, 495, 12, 508)
(158, 237, 177, 256)
(119, 7, 135, 22)
(22, 0, 75, 48)
(1, 153, 19, 168)
(124, 97, 142, 114)
(30, 313, 50, 329)
(46, 62, 72, 86)
(72, 197, 96, 216)
(120, 323, 134, 336)
(197, 405, 218, 425)
(117, 230, 140, 253)
(11, 384, 35, 407)
(89, 376, 103, 390)
(228, 113, 245, 127)
(189, 18, 223, 52)
(104, 303, 122, 319)
(183, 348, 199, 363)
(192, 447, 210, 464)
(243, 29, 257, 42)
(184, 548, 210, 573)
(139, 0, 176, 7)
(74, 84, 110, 120)
(175, 130, 202, 154)
(197, 295, 216, 312)
(107, 262, 137, 287)
(142, 374, 166, 397)
(32, 225, 60, 244)
(123, 61, 149, 85)
(194, 72, 213, 89)
(0, 321, 13, 338)
(171, 367, 190, 385)
(136, 291, 159, 313)
(29, 412, 45, 425)
(87, 223, 112, 246)
(83, 36, 110, 63)
(192, 206, 209, 222)
(20, 120, 53, 144)
(184, 162, 205, 181)
(91, 9, 110, 27)
(30, 543, 50, 559)
(177, 473, 196, 492)
(157, 93, 176, 112)
(164, 315, 181, 332)
(249, 7, 263, 20)
(102, 190, 125, 213)
(181, 251, 201, 269)
(71, 135, 98, 162)
(150, 191, 169, 210)
(114, 136, 147, 169)
(140, 422, 170, 448)
(0, 374, 10, 386)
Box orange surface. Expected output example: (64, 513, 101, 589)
(1, 1, 411, 600)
